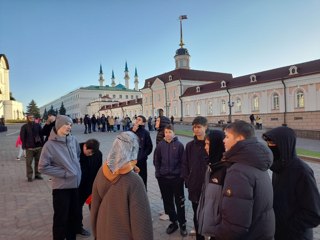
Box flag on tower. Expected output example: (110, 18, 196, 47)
(179, 15, 188, 20)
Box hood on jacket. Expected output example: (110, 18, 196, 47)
(207, 129, 225, 164)
(263, 126, 297, 172)
(224, 137, 273, 171)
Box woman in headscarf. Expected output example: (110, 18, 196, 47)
(90, 131, 153, 240)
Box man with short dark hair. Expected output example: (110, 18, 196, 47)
(212, 120, 275, 239)
(77, 138, 103, 237)
(20, 113, 44, 182)
(131, 115, 153, 189)
(42, 113, 56, 143)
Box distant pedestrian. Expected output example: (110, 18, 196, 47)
(20, 113, 44, 182)
(15, 135, 24, 160)
(42, 113, 56, 143)
(154, 124, 187, 236)
(84, 114, 91, 134)
(249, 114, 255, 125)
(91, 114, 97, 132)
(263, 126, 320, 240)
(170, 115, 174, 125)
(91, 131, 153, 240)
(38, 115, 81, 240)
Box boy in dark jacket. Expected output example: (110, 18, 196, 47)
(131, 115, 153, 189)
(263, 126, 320, 240)
(212, 120, 275, 239)
(77, 139, 103, 237)
(154, 124, 187, 236)
(181, 116, 208, 240)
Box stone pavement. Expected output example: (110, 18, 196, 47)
(0, 123, 320, 240)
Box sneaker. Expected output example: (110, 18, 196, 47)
(35, 175, 43, 180)
(166, 222, 178, 234)
(189, 228, 196, 236)
(159, 213, 169, 221)
(77, 227, 91, 237)
(180, 224, 188, 237)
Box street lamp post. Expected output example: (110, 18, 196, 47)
(226, 89, 234, 123)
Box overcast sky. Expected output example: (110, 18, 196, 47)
(1, 0, 320, 110)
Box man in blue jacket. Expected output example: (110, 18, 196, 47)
(38, 115, 81, 240)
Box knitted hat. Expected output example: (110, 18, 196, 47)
(55, 115, 72, 131)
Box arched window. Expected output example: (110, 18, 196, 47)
(252, 95, 259, 111)
(296, 90, 304, 108)
(221, 99, 226, 113)
(196, 86, 200, 93)
(272, 93, 280, 110)
(235, 98, 242, 112)
(221, 81, 226, 88)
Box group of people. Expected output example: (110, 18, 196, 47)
(17, 110, 320, 240)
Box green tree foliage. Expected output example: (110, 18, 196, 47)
(48, 105, 55, 115)
(42, 108, 48, 120)
(59, 102, 66, 115)
(26, 99, 40, 118)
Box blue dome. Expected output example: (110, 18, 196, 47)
(175, 48, 190, 56)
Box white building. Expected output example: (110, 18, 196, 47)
(40, 63, 141, 119)
(0, 54, 24, 120)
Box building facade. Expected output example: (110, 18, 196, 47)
(0, 54, 24, 120)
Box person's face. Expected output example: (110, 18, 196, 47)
(27, 115, 34, 122)
(164, 128, 175, 141)
(205, 138, 210, 155)
(155, 117, 160, 129)
(193, 124, 207, 139)
(48, 115, 55, 122)
(223, 129, 244, 151)
(135, 117, 144, 126)
(57, 123, 72, 136)
(83, 144, 94, 157)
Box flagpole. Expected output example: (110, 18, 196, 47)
(180, 18, 184, 48)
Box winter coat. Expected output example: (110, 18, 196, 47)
(79, 143, 103, 197)
(154, 136, 184, 178)
(20, 122, 43, 149)
(42, 121, 55, 142)
(91, 165, 153, 240)
(131, 125, 153, 163)
(213, 137, 275, 240)
(38, 129, 81, 189)
(264, 127, 320, 240)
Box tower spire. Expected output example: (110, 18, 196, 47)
(124, 61, 130, 89)
(134, 67, 139, 91)
(174, 15, 190, 70)
(179, 15, 187, 48)
(98, 64, 105, 87)
(111, 70, 116, 87)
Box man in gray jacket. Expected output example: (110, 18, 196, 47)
(38, 115, 81, 240)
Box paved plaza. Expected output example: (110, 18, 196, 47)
(0, 123, 320, 240)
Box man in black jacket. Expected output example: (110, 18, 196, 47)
(42, 113, 56, 143)
(20, 113, 44, 182)
(77, 139, 103, 237)
(263, 127, 320, 240)
(131, 115, 153, 189)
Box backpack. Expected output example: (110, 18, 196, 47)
(197, 161, 233, 237)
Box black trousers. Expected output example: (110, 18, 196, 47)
(137, 160, 147, 189)
(52, 188, 79, 240)
(158, 177, 186, 226)
(192, 202, 205, 240)
(76, 188, 90, 231)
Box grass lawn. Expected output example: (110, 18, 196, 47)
(175, 130, 320, 159)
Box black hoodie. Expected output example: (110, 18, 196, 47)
(263, 127, 320, 240)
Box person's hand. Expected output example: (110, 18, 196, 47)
(132, 124, 139, 132)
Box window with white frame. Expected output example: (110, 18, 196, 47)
(197, 102, 201, 115)
(272, 93, 280, 110)
(296, 90, 304, 108)
(252, 95, 259, 111)
(186, 104, 190, 116)
(207, 101, 213, 115)
(221, 81, 226, 88)
(235, 98, 242, 112)
(221, 99, 226, 113)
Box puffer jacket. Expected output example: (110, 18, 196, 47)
(213, 137, 275, 240)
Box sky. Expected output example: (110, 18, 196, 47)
(1, 0, 320, 110)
